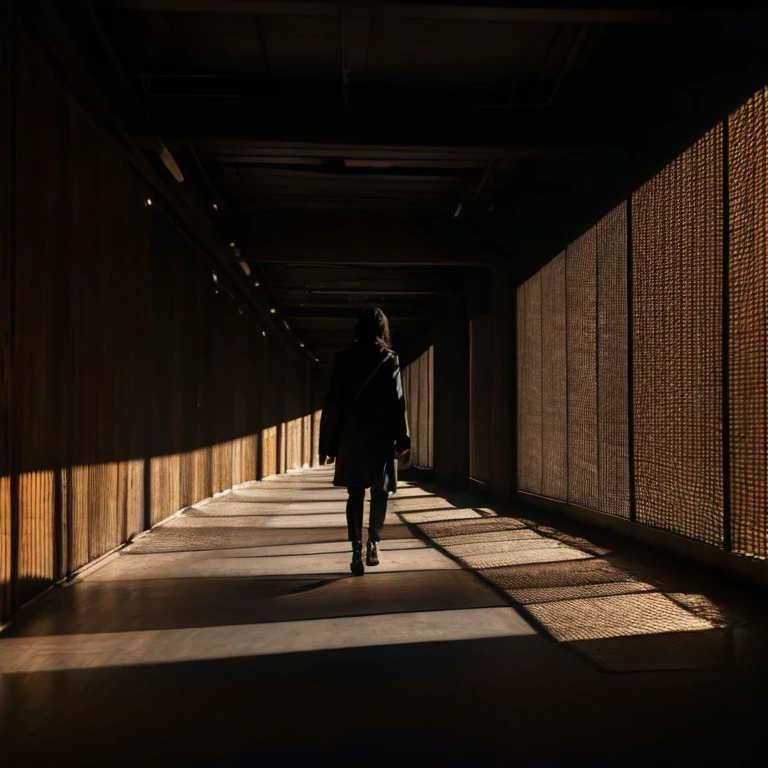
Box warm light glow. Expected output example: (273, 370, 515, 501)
(212, 203, 218, 210)
(145, 198, 153, 207)
(299, 343, 305, 348)
(269, 308, 277, 314)
(0, 607, 534, 672)
(239, 261, 251, 276)
(254, 281, 260, 287)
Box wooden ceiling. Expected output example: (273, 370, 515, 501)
(63, 2, 768, 364)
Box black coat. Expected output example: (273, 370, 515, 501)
(319, 342, 411, 490)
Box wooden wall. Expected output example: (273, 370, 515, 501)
(0, 19, 316, 623)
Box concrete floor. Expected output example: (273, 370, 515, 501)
(1, 467, 766, 766)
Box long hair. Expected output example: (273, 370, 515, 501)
(355, 306, 393, 351)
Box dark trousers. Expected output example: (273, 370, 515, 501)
(346, 486, 388, 542)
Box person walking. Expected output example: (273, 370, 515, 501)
(319, 307, 411, 576)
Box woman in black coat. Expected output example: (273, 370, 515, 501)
(319, 307, 411, 576)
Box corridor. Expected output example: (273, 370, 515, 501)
(1, 467, 765, 766)
(3, 3, 768, 765)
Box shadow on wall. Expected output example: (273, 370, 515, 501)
(0, 20, 329, 619)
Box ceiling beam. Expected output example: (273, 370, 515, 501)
(93, 2, 675, 24)
(240, 211, 498, 265)
(141, 102, 624, 151)
(161, 141, 555, 161)
(286, 307, 430, 320)
(275, 288, 448, 296)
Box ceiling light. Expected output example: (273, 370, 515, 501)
(229, 242, 236, 248)
(254, 281, 260, 287)
(299, 343, 305, 348)
(269, 308, 276, 314)
(160, 147, 185, 183)
(212, 203, 218, 210)
(262, 331, 266, 337)
(144, 198, 153, 207)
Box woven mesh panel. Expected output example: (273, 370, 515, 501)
(517, 273, 542, 494)
(632, 126, 724, 545)
(540, 253, 568, 500)
(426, 345, 434, 467)
(729, 88, 768, 557)
(597, 203, 631, 517)
(566, 228, 599, 509)
(470, 314, 492, 483)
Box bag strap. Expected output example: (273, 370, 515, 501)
(353, 354, 389, 402)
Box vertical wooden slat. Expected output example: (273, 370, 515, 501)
(0, 7, 14, 622)
(14, 26, 69, 603)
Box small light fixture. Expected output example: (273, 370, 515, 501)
(269, 308, 276, 314)
(160, 146, 185, 183)
(262, 331, 266, 337)
(144, 198, 153, 207)
(212, 203, 218, 210)
(253, 281, 260, 287)
(299, 343, 305, 348)
(229, 242, 236, 248)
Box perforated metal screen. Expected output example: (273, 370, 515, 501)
(633, 126, 724, 546)
(729, 88, 768, 558)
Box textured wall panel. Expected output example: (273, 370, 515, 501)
(729, 89, 768, 558)
(262, 428, 278, 478)
(597, 203, 631, 518)
(14, 30, 68, 601)
(633, 126, 724, 545)
(517, 274, 542, 494)
(470, 315, 492, 482)
(567, 228, 599, 509)
(418, 348, 433, 468)
(0, 10, 12, 622)
(540, 253, 568, 501)
(402, 346, 434, 469)
(311, 410, 322, 468)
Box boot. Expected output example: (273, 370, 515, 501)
(350, 541, 364, 576)
(366, 539, 379, 567)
